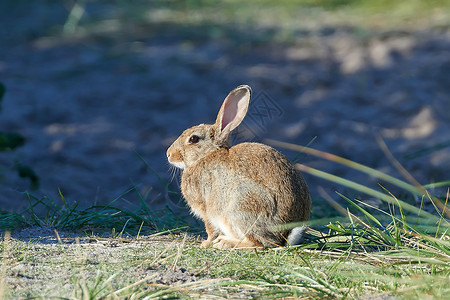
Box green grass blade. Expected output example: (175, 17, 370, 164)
(339, 193, 384, 228)
(268, 139, 449, 215)
(267, 139, 427, 195)
(295, 163, 441, 222)
(423, 180, 450, 189)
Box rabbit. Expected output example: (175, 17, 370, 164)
(166, 85, 311, 249)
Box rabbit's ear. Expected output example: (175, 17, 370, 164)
(215, 85, 251, 142)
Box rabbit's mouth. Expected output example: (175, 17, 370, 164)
(167, 146, 186, 169)
(168, 160, 186, 170)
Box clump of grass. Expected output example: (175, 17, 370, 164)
(0, 185, 188, 237)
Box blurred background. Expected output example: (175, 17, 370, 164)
(0, 0, 449, 218)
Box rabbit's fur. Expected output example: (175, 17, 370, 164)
(167, 85, 311, 249)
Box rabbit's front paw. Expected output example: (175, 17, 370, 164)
(207, 235, 229, 249)
(212, 238, 232, 250)
(201, 240, 213, 248)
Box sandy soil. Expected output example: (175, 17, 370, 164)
(0, 2, 449, 214)
(5, 227, 215, 298)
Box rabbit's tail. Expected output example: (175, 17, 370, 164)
(287, 226, 307, 246)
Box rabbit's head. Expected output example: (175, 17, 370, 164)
(167, 85, 251, 169)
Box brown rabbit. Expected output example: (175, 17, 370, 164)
(166, 85, 311, 249)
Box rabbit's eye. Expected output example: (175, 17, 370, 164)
(189, 135, 200, 144)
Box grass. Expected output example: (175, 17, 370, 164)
(116, 0, 450, 30)
(54, 0, 450, 48)
(1, 143, 448, 298)
(0, 185, 191, 237)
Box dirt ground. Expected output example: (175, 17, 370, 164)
(4, 227, 215, 298)
(0, 2, 449, 214)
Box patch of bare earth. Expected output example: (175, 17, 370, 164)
(2, 227, 220, 298)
